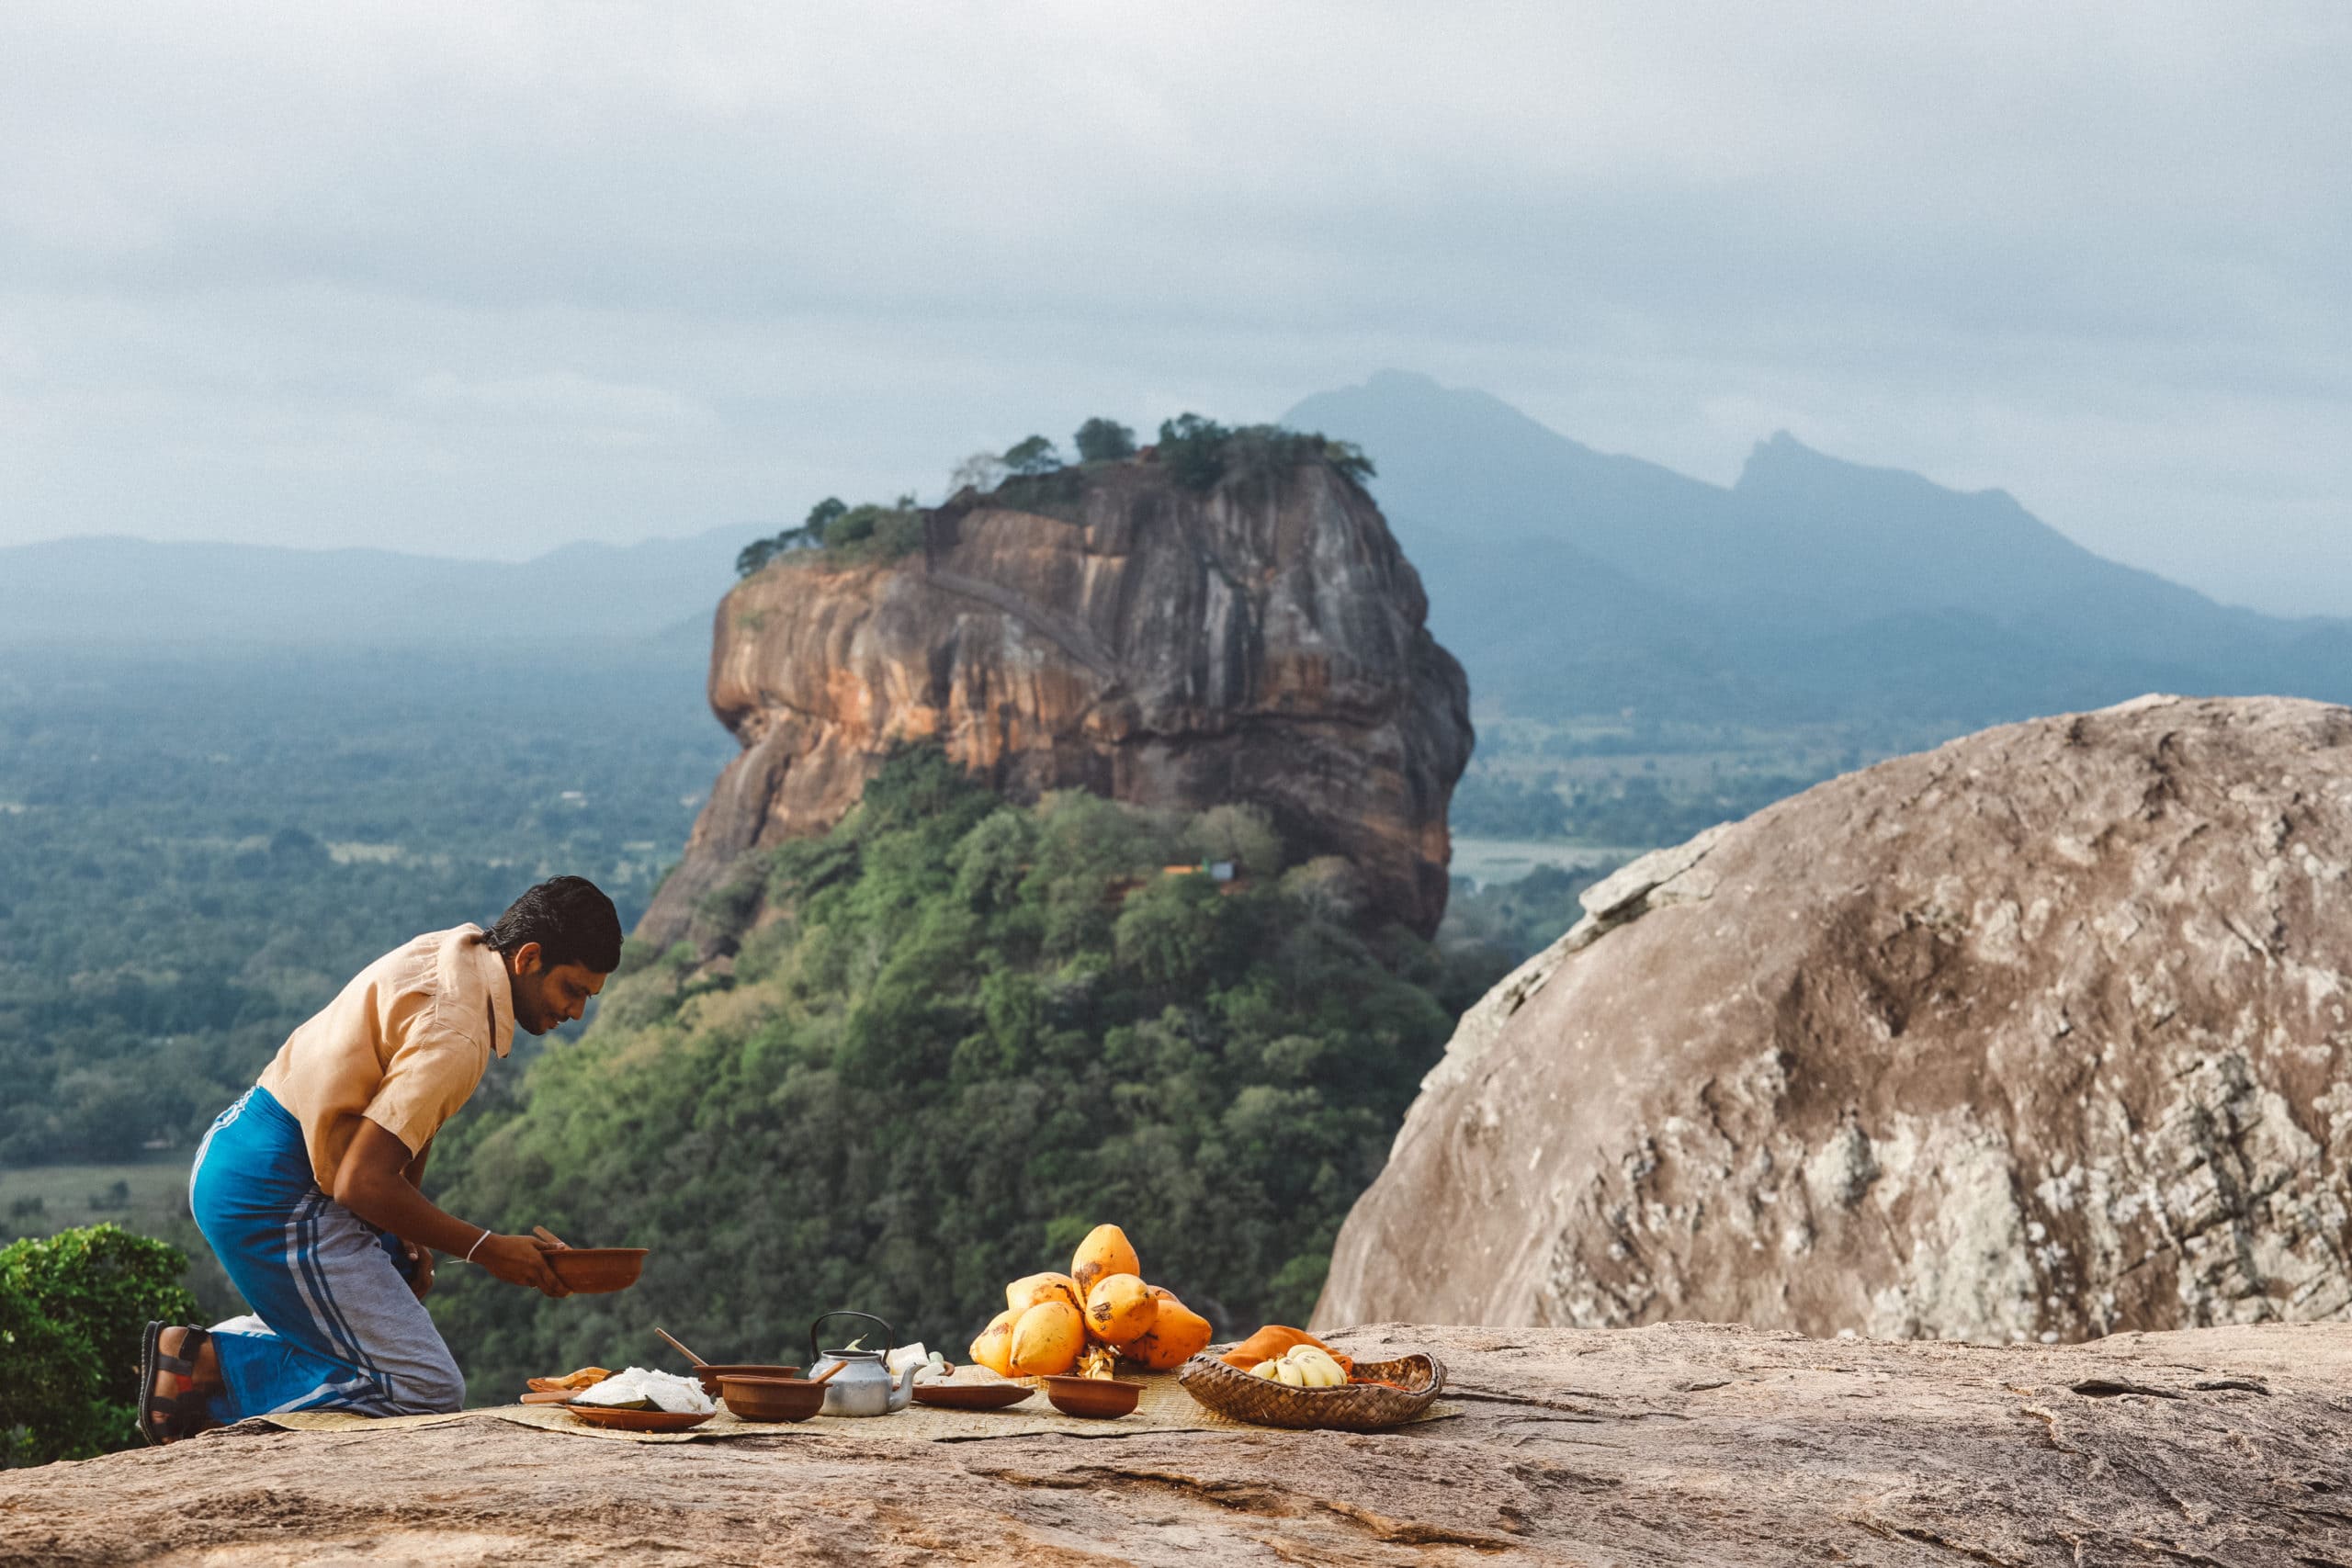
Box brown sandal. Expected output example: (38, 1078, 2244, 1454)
(137, 1322, 214, 1446)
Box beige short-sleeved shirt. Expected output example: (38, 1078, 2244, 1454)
(255, 924, 516, 1192)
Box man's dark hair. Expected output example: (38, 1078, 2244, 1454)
(485, 875, 623, 974)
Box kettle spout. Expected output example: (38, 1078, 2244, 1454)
(888, 1361, 920, 1410)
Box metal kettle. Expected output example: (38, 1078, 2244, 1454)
(805, 1311, 916, 1416)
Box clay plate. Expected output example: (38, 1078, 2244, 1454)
(911, 1382, 1035, 1411)
(692, 1363, 799, 1397)
(545, 1247, 650, 1294)
(1041, 1376, 1142, 1418)
(718, 1374, 827, 1423)
(563, 1403, 713, 1432)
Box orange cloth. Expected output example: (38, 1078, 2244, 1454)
(254, 924, 515, 1191)
(1218, 1325, 1351, 1374)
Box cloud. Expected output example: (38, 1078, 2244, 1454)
(0, 1, 2345, 608)
(406, 370, 706, 433)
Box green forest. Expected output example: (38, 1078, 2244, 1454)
(0, 641, 729, 1174)
(425, 747, 1505, 1395)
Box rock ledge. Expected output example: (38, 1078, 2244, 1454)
(9, 1320, 2351, 1564)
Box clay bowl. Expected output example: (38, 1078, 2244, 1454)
(1041, 1375, 1143, 1419)
(692, 1363, 799, 1398)
(563, 1404, 712, 1433)
(718, 1374, 827, 1423)
(544, 1247, 649, 1294)
(911, 1382, 1035, 1412)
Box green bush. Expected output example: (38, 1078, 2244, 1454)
(991, 467, 1086, 520)
(1156, 413, 1231, 490)
(1072, 417, 1136, 463)
(1155, 415, 1376, 492)
(0, 1224, 199, 1465)
(1001, 435, 1062, 476)
(735, 496, 859, 576)
(819, 503, 926, 562)
(0, 1286, 96, 1468)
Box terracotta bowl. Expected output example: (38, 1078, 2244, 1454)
(693, 1363, 800, 1398)
(564, 1404, 713, 1433)
(544, 1247, 649, 1294)
(1042, 1375, 1142, 1419)
(718, 1374, 827, 1423)
(911, 1382, 1034, 1411)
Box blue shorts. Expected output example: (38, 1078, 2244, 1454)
(189, 1086, 465, 1419)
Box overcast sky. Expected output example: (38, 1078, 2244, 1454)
(3, 3, 2347, 613)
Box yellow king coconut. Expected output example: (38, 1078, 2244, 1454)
(967, 1308, 1019, 1377)
(1008, 1299, 1084, 1377)
(1122, 1296, 1213, 1371)
(1069, 1224, 1142, 1296)
(1005, 1271, 1082, 1314)
(1083, 1273, 1158, 1348)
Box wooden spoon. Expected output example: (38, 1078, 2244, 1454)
(654, 1327, 708, 1367)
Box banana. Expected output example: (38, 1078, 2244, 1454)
(1248, 1348, 1342, 1389)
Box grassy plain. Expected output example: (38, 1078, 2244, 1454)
(1448, 837, 1630, 890)
(0, 1158, 246, 1323)
(0, 1158, 188, 1239)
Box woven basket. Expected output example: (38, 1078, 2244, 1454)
(1177, 1350, 1445, 1431)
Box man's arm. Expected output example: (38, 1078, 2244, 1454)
(398, 1137, 435, 1300)
(333, 1118, 570, 1296)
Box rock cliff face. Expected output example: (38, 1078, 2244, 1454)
(1317, 695, 2352, 1342)
(639, 457, 1471, 948)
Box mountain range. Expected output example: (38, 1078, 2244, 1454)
(1284, 372, 2351, 726)
(0, 526, 749, 649)
(8, 376, 2345, 731)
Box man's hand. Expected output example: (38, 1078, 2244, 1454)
(472, 1233, 573, 1298)
(402, 1238, 436, 1301)
(334, 1119, 569, 1298)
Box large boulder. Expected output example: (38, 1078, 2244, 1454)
(639, 457, 1471, 949)
(1317, 695, 2352, 1342)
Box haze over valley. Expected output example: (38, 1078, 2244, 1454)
(10, 367, 2343, 923)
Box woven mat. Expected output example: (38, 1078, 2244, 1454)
(243, 1370, 1461, 1446)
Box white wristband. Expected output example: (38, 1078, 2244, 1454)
(464, 1229, 492, 1263)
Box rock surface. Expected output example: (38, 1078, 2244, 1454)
(639, 458, 1471, 949)
(1318, 695, 2352, 1343)
(10, 1320, 2352, 1565)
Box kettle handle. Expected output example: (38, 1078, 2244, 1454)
(809, 1310, 896, 1365)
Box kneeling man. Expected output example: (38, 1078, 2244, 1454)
(140, 875, 621, 1442)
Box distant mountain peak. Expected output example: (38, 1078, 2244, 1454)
(1736, 430, 2025, 515)
(1307, 369, 1551, 431)
(1736, 428, 1843, 481)
(1271, 371, 2319, 726)
(1362, 368, 1446, 395)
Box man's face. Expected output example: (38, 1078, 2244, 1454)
(507, 942, 609, 1035)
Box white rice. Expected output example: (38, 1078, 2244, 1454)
(571, 1366, 716, 1414)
